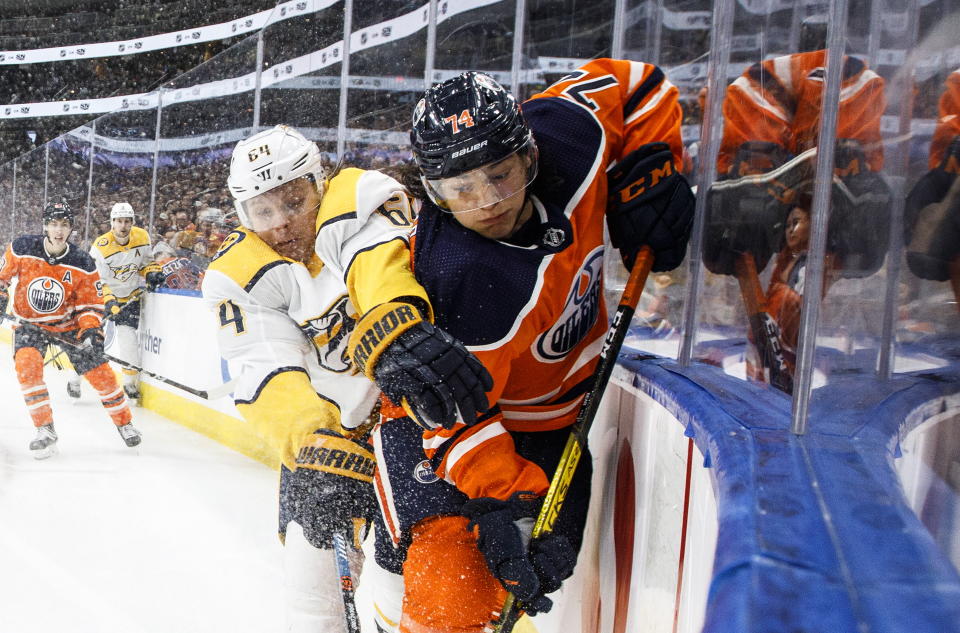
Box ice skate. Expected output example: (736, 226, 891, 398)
(29, 424, 58, 459)
(66, 378, 81, 399)
(123, 383, 141, 405)
(117, 422, 142, 447)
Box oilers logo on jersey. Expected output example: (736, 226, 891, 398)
(301, 295, 356, 373)
(27, 277, 66, 313)
(534, 247, 604, 362)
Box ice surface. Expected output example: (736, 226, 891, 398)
(0, 353, 289, 633)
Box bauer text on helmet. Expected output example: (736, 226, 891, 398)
(227, 125, 326, 231)
(411, 72, 538, 213)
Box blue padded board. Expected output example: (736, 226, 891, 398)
(618, 345, 960, 633)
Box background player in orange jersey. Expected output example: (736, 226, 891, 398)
(364, 61, 695, 633)
(0, 201, 141, 458)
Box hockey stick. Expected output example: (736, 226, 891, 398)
(3, 315, 236, 400)
(733, 253, 794, 394)
(332, 531, 361, 633)
(708, 154, 807, 395)
(43, 345, 68, 367)
(494, 245, 654, 633)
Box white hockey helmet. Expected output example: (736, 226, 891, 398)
(197, 206, 224, 225)
(227, 125, 326, 229)
(110, 202, 135, 220)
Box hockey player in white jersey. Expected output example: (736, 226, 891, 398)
(201, 125, 492, 633)
(83, 202, 165, 403)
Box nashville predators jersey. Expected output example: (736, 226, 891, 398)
(405, 58, 686, 501)
(0, 235, 104, 332)
(718, 49, 886, 175)
(201, 168, 428, 466)
(89, 227, 154, 300)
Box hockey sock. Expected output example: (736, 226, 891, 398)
(122, 368, 139, 387)
(14, 347, 53, 427)
(84, 363, 132, 426)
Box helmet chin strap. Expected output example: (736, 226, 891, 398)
(505, 197, 534, 239)
(43, 233, 69, 258)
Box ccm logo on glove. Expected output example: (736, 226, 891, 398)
(618, 158, 675, 202)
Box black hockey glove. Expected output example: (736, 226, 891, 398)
(287, 429, 377, 549)
(350, 302, 493, 430)
(103, 294, 123, 321)
(76, 326, 105, 356)
(606, 143, 695, 272)
(461, 492, 577, 616)
(826, 140, 891, 279)
(142, 262, 167, 291)
(904, 136, 960, 281)
(703, 142, 803, 276)
(0, 284, 9, 317)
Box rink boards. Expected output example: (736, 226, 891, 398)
(5, 290, 958, 633)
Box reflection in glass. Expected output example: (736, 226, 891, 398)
(703, 46, 888, 394)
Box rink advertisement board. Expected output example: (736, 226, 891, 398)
(138, 290, 232, 408)
(134, 291, 280, 467)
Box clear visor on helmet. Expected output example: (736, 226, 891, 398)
(423, 138, 538, 214)
(238, 174, 321, 232)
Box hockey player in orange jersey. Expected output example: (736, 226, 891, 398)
(0, 201, 141, 458)
(359, 60, 695, 632)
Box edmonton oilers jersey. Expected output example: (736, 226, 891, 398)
(0, 235, 105, 332)
(406, 59, 686, 499)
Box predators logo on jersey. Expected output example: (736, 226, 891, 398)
(301, 295, 357, 373)
(108, 261, 140, 283)
(89, 227, 154, 300)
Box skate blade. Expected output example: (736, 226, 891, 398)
(31, 444, 59, 460)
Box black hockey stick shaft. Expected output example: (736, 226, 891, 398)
(4, 315, 232, 400)
(733, 253, 793, 394)
(332, 531, 361, 633)
(43, 345, 68, 367)
(495, 246, 654, 633)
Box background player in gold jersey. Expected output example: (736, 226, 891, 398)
(82, 202, 165, 403)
